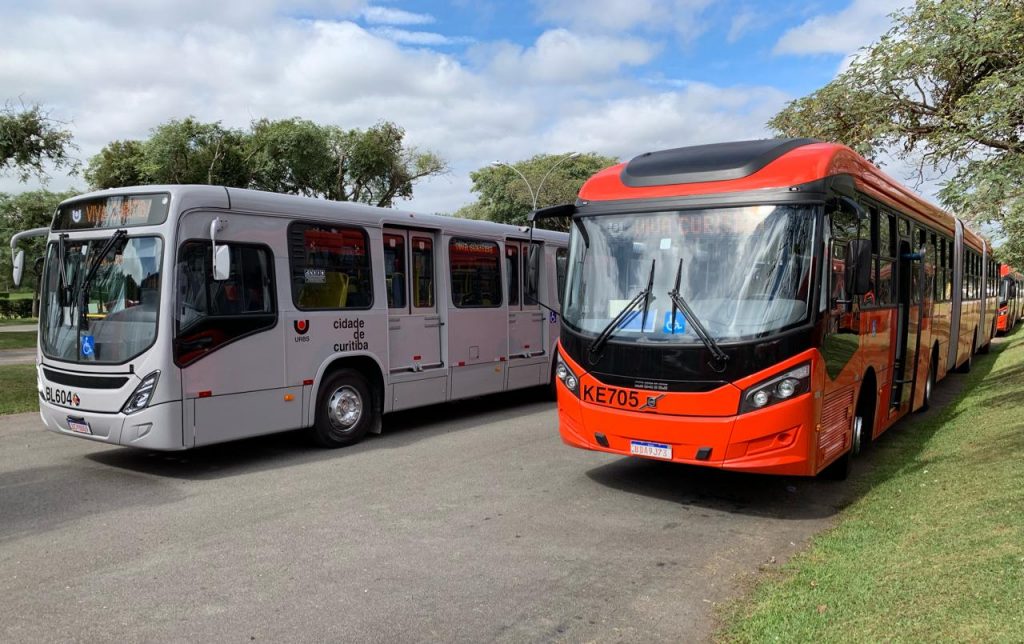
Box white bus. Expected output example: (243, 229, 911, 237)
(15, 186, 568, 449)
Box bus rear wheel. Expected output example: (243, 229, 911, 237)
(313, 369, 375, 448)
(919, 350, 937, 412)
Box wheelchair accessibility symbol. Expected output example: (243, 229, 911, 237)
(81, 335, 95, 357)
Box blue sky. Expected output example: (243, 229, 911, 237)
(0, 0, 911, 212)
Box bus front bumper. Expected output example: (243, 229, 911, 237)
(556, 384, 818, 476)
(38, 399, 185, 450)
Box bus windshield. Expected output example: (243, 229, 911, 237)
(562, 205, 817, 344)
(40, 236, 163, 363)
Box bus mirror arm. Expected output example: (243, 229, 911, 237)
(9, 226, 49, 288)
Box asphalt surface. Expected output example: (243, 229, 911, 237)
(0, 349, 36, 366)
(0, 324, 37, 333)
(0, 375, 966, 643)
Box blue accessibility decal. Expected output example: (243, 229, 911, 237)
(81, 335, 95, 357)
(663, 311, 686, 334)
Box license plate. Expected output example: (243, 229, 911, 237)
(630, 440, 672, 460)
(67, 417, 92, 435)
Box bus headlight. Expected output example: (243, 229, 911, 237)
(555, 355, 580, 397)
(122, 370, 160, 415)
(739, 362, 810, 414)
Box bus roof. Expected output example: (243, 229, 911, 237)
(56, 185, 568, 244)
(579, 139, 984, 250)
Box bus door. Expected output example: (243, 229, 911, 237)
(176, 213, 297, 446)
(891, 236, 924, 411)
(505, 240, 547, 389)
(383, 229, 446, 411)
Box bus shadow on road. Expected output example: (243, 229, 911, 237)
(583, 344, 1001, 520)
(85, 388, 553, 480)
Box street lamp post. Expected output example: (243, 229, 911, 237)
(491, 151, 580, 210)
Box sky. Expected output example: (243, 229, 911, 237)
(0, 0, 913, 214)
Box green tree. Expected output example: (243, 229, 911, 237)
(141, 117, 249, 187)
(246, 118, 334, 197)
(85, 117, 446, 208)
(462, 152, 618, 230)
(0, 103, 78, 182)
(83, 139, 148, 189)
(323, 121, 447, 206)
(0, 189, 78, 303)
(769, 0, 1024, 266)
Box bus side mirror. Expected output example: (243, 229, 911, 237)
(210, 217, 229, 281)
(12, 249, 24, 288)
(846, 239, 872, 295)
(213, 245, 231, 281)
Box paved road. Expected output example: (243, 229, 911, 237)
(0, 324, 36, 333)
(0, 376, 965, 642)
(0, 349, 36, 366)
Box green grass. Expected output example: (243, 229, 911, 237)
(0, 331, 37, 350)
(7, 291, 34, 300)
(720, 331, 1024, 642)
(0, 317, 36, 326)
(0, 364, 38, 415)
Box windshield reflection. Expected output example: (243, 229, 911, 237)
(41, 236, 163, 363)
(563, 205, 817, 343)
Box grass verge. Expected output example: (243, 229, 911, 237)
(720, 331, 1024, 642)
(0, 317, 37, 326)
(0, 331, 37, 350)
(0, 364, 38, 415)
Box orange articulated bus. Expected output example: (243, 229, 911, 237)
(997, 264, 1024, 335)
(538, 139, 999, 478)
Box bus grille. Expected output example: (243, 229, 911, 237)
(819, 388, 854, 463)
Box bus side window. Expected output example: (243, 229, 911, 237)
(930, 233, 938, 300)
(555, 247, 568, 305)
(876, 213, 895, 306)
(524, 243, 541, 306)
(411, 236, 434, 309)
(175, 241, 276, 366)
(506, 244, 519, 306)
(829, 203, 860, 307)
(450, 238, 501, 308)
(289, 223, 372, 310)
(384, 233, 406, 309)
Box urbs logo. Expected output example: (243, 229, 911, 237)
(293, 319, 311, 342)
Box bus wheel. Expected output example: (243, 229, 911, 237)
(821, 416, 863, 481)
(313, 369, 374, 448)
(919, 352, 937, 412)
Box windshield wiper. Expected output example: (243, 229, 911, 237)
(76, 229, 128, 327)
(588, 259, 655, 364)
(668, 258, 729, 371)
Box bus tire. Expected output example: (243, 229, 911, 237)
(821, 379, 873, 481)
(312, 369, 375, 448)
(919, 347, 938, 412)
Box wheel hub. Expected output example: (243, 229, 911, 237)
(328, 386, 362, 430)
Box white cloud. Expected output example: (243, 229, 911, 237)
(533, 0, 713, 45)
(773, 0, 910, 56)
(726, 9, 758, 44)
(481, 29, 658, 85)
(0, 2, 790, 214)
(360, 5, 434, 25)
(371, 27, 473, 46)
